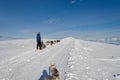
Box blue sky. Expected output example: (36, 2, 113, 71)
(0, 0, 120, 39)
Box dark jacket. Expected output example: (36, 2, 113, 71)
(36, 34, 41, 42)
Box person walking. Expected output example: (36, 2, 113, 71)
(36, 32, 42, 50)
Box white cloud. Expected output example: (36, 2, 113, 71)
(44, 18, 59, 24)
(71, 0, 84, 4)
(111, 38, 118, 41)
(71, 0, 76, 4)
(48, 18, 57, 23)
(21, 29, 32, 34)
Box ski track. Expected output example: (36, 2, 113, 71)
(0, 38, 120, 80)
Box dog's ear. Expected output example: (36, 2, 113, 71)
(50, 64, 53, 67)
(51, 63, 55, 66)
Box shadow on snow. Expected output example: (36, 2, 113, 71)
(38, 70, 49, 80)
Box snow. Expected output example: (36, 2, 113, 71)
(0, 37, 120, 80)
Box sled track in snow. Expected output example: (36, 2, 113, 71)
(0, 39, 75, 80)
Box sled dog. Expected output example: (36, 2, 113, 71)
(50, 64, 60, 80)
(45, 76, 53, 80)
(45, 64, 60, 80)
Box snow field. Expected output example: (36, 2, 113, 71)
(0, 37, 120, 80)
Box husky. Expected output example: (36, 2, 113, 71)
(50, 64, 60, 80)
(45, 76, 53, 80)
(45, 64, 60, 80)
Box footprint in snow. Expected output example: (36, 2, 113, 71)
(68, 57, 75, 62)
(69, 65, 74, 69)
(113, 74, 120, 79)
(67, 64, 74, 69)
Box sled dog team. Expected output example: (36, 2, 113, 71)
(45, 64, 60, 80)
(46, 40, 60, 46)
(36, 32, 60, 50)
(38, 40, 60, 50)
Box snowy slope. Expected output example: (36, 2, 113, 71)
(0, 37, 120, 80)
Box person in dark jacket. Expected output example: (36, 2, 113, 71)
(36, 32, 42, 50)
